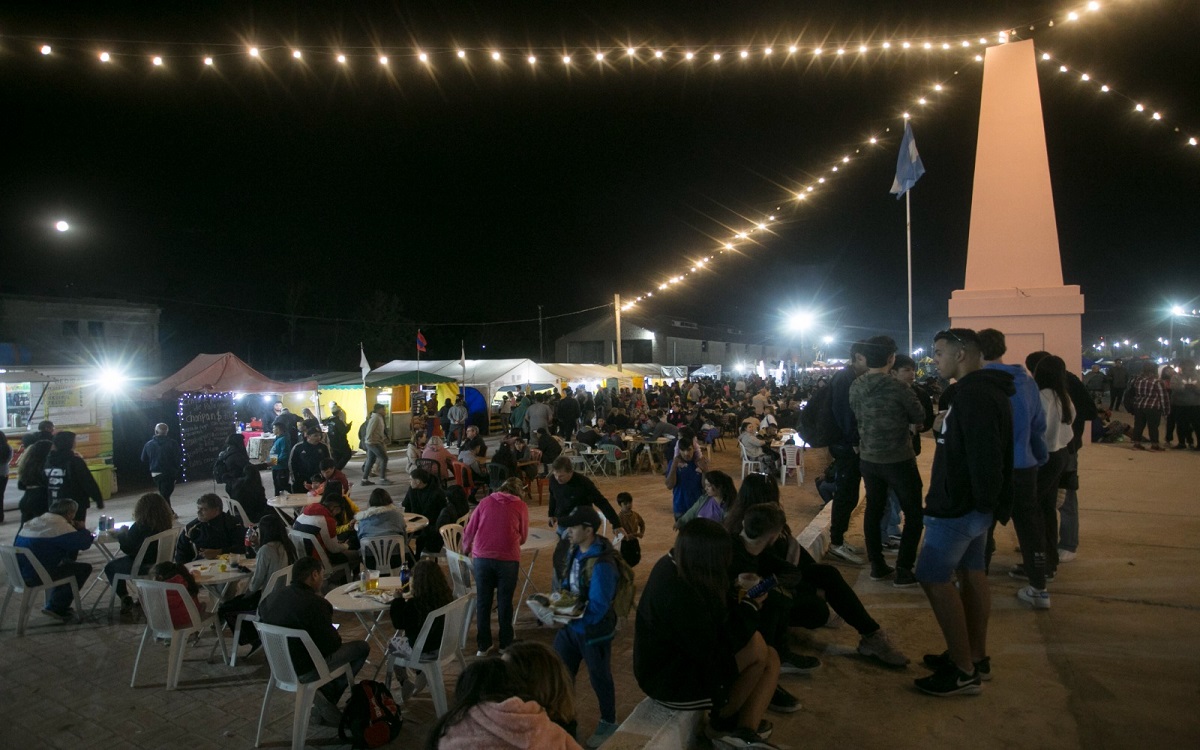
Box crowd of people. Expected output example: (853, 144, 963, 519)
(6, 335, 1198, 750)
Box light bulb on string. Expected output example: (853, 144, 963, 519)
(655, 50, 664, 59)
(337, 54, 346, 63)
(380, 55, 388, 64)
(713, 52, 721, 60)
(685, 51, 694, 60)
(292, 50, 302, 59)
(595, 51, 604, 60)
(99, 51, 111, 62)
(418, 52, 429, 63)
(740, 50, 749, 59)
(764, 47, 773, 55)
(249, 47, 259, 57)
(153, 56, 163, 66)
(204, 56, 214, 66)
(41, 44, 52, 55)
(457, 50, 466, 59)
(492, 51, 501, 61)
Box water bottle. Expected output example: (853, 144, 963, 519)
(244, 527, 258, 559)
(97, 515, 105, 532)
(399, 561, 411, 589)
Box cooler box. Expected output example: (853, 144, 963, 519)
(88, 464, 116, 501)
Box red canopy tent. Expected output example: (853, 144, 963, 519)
(138, 353, 318, 398)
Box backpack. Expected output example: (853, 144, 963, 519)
(797, 386, 840, 448)
(338, 680, 402, 749)
(212, 450, 232, 484)
(582, 549, 637, 618)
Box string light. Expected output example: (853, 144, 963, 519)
(41, 45, 52, 55)
(596, 51, 605, 60)
(99, 51, 111, 62)
(562, 55, 571, 64)
(655, 50, 665, 59)
(492, 51, 501, 61)
(419, 51, 429, 63)
(152, 56, 163, 66)
(457, 49, 466, 59)
(1037, 48, 1198, 152)
(685, 51, 695, 60)
(337, 54, 346, 63)
(379, 55, 388, 64)
(248, 47, 259, 58)
(528, 55, 536, 64)
(293, 49, 302, 59)
(204, 56, 214, 66)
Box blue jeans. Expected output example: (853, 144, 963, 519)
(362, 444, 388, 480)
(554, 626, 616, 723)
(473, 558, 519, 651)
(916, 511, 993, 584)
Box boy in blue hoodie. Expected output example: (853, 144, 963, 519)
(978, 329, 1051, 600)
(553, 505, 620, 748)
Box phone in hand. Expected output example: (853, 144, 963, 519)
(746, 575, 778, 600)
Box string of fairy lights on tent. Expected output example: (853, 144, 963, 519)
(1035, 49, 1198, 151)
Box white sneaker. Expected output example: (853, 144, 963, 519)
(1057, 549, 1077, 563)
(828, 543, 864, 565)
(1016, 586, 1051, 610)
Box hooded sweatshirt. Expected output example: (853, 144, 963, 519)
(849, 372, 927, 464)
(436, 697, 583, 750)
(984, 363, 1048, 470)
(14, 512, 94, 581)
(925, 368, 1015, 519)
(293, 503, 348, 554)
(140, 434, 179, 475)
(462, 491, 529, 561)
(354, 504, 408, 541)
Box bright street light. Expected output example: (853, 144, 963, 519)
(786, 311, 815, 332)
(1170, 304, 1186, 317)
(55, 220, 70, 232)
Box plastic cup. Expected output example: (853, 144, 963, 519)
(366, 570, 380, 591)
(736, 573, 761, 601)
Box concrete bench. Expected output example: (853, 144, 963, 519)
(795, 499, 833, 562)
(601, 697, 703, 749)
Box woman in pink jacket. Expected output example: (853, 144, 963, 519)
(426, 658, 581, 750)
(462, 478, 529, 655)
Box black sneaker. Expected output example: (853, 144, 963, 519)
(710, 727, 781, 749)
(768, 685, 801, 713)
(914, 663, 983, 696)
(870, 562, 895, 581)
(1009, 565, 1054, 582)
(921, 651, 992, 681)
(779, 651, 821, 675)
(893, 568, 919, 588)
(360, 479, 375, 486)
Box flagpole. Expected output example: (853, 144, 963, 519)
(906, 191, 913, 355)
(417, 329, 422, 393)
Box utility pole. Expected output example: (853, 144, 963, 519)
(538, 305, 544, 362)
(614, 294, 623, 372)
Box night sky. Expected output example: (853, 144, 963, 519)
(3, 0, 1198, 374)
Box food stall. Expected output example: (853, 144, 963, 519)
(2, 366, 121, 500)
(137, 353, 318, 481)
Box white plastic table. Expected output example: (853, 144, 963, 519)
(514, 527, 559, 625)
(187, 558, 253, 602)
(325, 577, 403, 653)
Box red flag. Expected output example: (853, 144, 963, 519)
(417, 330, 427, 353)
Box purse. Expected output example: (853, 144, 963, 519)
(386, 631, 413, 660)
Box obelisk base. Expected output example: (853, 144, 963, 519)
(948, 286, 1084, 368)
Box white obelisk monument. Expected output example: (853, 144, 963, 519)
(948, 39, 1084, 367)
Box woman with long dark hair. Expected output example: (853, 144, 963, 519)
(219, 513, 298, 649)
(633, 519, 780, 748)
(1013, 352, 1077, 609)
(389, 558, 454, 659)
(104, 492, 175, 613)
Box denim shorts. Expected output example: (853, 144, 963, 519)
(915, 510, 993, 583)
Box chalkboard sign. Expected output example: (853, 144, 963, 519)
(179, 393, 236, 482)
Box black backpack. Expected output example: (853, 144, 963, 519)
(212, 449, 232, 484)
(797, 386, 840, 448)
(338, 680, 402, 749)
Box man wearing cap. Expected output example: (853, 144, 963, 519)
(548, 455, 621, 589)
(553, 505, 620, 748)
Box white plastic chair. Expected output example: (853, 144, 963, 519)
(601, 443, 630, 477)
(230, 564, 293, 666)
(227, 498, 254, 528)
(779, 443, 805, 486)
(438, 524, 464, 554)
(361, 535, 407, 575)
(92, 528, 178, 616)
(386, 593, 474, 717)
(288, 530, 351, 583)
(442, 550, 476, 655)
(130, 578, 228, 690)
(443, 549, 474, 598)
(0, 544, 85, 635)
(253, 622, 351, 750)
(740, 443, 764, 479)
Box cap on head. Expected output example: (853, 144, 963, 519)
(559, 505, 601, 530)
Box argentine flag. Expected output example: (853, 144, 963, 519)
(890, 121, 925, 199)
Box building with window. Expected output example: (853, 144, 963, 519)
(0, 294, 161, 372)
(553, 313, 795, 371)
